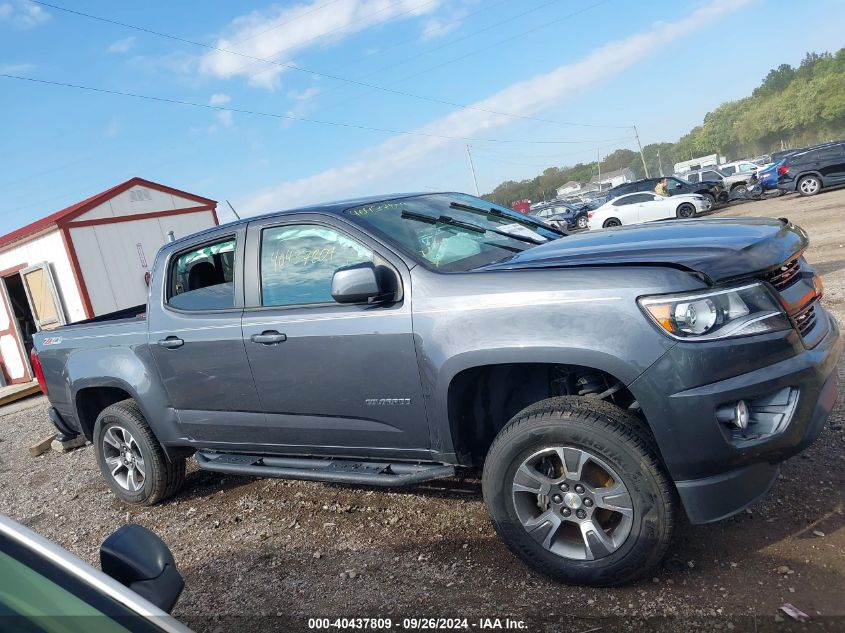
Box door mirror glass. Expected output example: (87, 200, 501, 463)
(331, 262, 386, 304)
(100, 524, 184, 613)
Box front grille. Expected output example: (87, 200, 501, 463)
(763, 257, 801, 291)
(794, 301, 817, 336)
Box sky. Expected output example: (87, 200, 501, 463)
(1, 0, 844, 232)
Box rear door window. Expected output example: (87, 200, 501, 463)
(167, 238, 236, 311)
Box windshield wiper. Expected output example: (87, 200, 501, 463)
(449, 201, 568, 237)
(400, 210, 542, 245)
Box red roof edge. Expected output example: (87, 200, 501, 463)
(0, 177, 218, 250)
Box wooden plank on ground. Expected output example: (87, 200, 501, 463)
(29, 434, 55, 458)
(0, 382, 41, 407)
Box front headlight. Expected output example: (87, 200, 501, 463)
(638, 282, 790, 340)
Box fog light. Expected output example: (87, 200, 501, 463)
(716, 400, 750, 430)
(733, 400, 749, 429)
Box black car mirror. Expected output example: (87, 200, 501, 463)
(100, 524, 185, 613)
(331, 262, 390, 304)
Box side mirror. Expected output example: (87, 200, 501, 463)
(331, 262, 390, 304)
(100, 524, 185, 613)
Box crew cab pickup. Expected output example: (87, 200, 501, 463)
(32, 192, 841, 586)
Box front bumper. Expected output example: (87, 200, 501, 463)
(630, 306, 842, 523)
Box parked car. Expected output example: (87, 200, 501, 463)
(533, 203, 589, 230)
(718, 160, 760, 176)
(777, 141, 845, 196)
(587, 192, 710, 229)
(684, 167, 755, 197)
(0, 514, 190, 630)
(32, 192, 841, 587)
(552, 207, 590, 230)
(607, 176, 727, 205)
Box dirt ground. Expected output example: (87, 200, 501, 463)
(1, 190, 844, 633)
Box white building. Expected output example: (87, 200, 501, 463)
(0, 177, 218, 385)
(590, 167, 635, 190)
(555, 181, 584, 197)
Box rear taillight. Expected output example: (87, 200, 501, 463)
(30, 348, 48, 394)
(588, 211, 595, 218)
(778, 165, 788, 175)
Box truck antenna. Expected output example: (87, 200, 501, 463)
(226, 200, 241, 220)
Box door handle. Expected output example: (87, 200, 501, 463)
(157, 336, 184, 349)
(250, 330, 287, 345)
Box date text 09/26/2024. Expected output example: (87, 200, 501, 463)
(307, 617, 527, 630)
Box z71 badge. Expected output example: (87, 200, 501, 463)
(42, 336, 62, 345)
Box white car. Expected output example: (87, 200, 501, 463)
(587, 192, 711, 230)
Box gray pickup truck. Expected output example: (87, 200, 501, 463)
(32, 192, 841, 586)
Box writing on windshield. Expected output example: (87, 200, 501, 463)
(345, 194, 560, 272)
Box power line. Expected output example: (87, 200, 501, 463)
(0, 73, 629, 145)
(376, 0, 614, 94)
(28, 0, 628, 131)
(228, 0, 346, 47)
(314, 0, 626, 129)
(240, 0, 438, 80)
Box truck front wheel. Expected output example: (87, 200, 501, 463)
(94, 399, 186, 506)
(482, 397, 674, 586)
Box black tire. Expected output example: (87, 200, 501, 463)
(482, 397, 675, 586)
(797, 175, 822, 196)
(576, 216, 589, 229)
(602, 218, 621, 228)
(732, 184, 748, 198)
(676, 202, 696, 219)
(701, 192, 716, 207)
(94, 399, 186, 506)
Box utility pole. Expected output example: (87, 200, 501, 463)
(466, 145, 479, 196)
(657, 149, 664, 177)
(633, 125, 650, 178)
(597, 148, 602, 192)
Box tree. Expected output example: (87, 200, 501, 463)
(483, 47, 845, 206)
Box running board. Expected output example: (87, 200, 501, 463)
(195, 452, 456, 487)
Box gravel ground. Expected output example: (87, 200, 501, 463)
(2, 190, 844, 633)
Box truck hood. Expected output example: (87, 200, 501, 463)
(485, 217, 807, 283)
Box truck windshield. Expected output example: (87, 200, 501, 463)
(346, 193, 561, 271)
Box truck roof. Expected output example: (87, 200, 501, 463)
(171, 191, 440, 248)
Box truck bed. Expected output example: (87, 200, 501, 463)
(59, 304, 146, 330)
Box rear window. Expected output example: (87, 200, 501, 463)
(167, 238, 236, 311)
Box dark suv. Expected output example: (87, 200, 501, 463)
(777, 141, 845, 196)
(607, 176, 727, 205)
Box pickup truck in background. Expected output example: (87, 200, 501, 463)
(32, 192, 841, 586)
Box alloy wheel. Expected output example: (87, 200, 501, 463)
(800, 178, 820, 195)
(101, 425, 146, 492)
(511, 446, 634, 561)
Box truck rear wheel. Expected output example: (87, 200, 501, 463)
(94, 399, 186, 506)
(482, 397, 674, 586)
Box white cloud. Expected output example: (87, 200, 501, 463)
(0, 62, 35, 74)
(0, 0, 49, 29)
(237, 0, 754, 214)
(199, 0, 441, 89)
(107, 36, 136, 54)
(216, 110, 234, 127)
(288, 86, 321, 101)
(420, 17, 460, 40)
(209, 93, 232, 105)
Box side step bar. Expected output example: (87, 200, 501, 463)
(195, 452, 456, 487)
